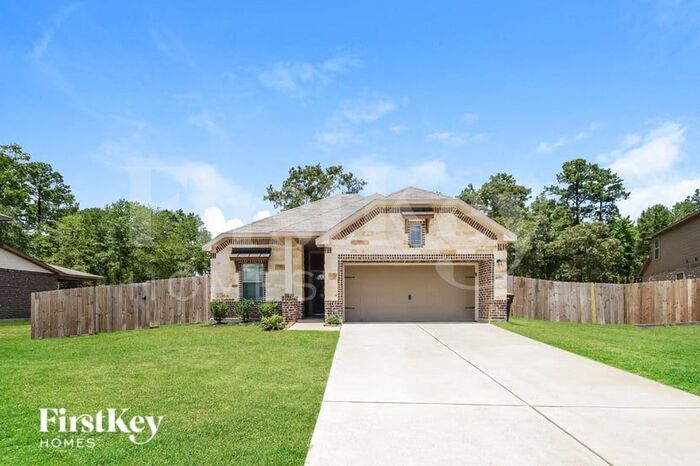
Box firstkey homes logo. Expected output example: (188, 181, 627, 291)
(39, 408, 164, 449)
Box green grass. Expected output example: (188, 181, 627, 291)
(496, 318, 700, 396)
(0, 320, 338, 465)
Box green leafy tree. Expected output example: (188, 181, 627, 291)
(547, 159, 595, 225)
(264, 164, 366, 210)
(44, 200, 210, 284)
(549, 222, 624, 282)
(589, 167, 629, 222)
(671, 188, 700, 219)
(459, 173, 531, 227)
(0, 144, 77, 253)
(609, 217, 641, 282)
(511, 194, 572, 279)
(547, 159, 628, 225)
(635, 204, 675, 258)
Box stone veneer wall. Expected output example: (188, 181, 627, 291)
(209, 238, 303, 302)
(323, 211, 509, 322)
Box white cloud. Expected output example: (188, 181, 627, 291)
(252, 210, 271, 221)
(352, 157, 448, 194)
(602, 120, 697, 219)
(316, 128, 360, 147)
(619, 176, 700, 219)
(187, 111, 221, 134)
(316, 98, 397, 148)
(608, 121, 685, 180)
(202, 207, 243, 236)
(32, 4, 76, 59)
(389, 124, 408, 134)
(426, 131, 488, 145)
(426, 131, 465, 144)
(461, 112, 479, 123)
(336, 99, 396, 123)
(259, 55, 360, 95)
(536, 121, 604, 153)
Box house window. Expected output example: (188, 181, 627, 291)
(653, 239, 660, 259)
(408, 223, 423, 248)
(676, 272, 685, 280)
(241, 263, 264, 300)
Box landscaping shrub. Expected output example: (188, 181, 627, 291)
(209, 300, 228, 324)
(325, 314, 342, 326)
(260, 314, 285, 331)
(258, 301, 280, 318)
(235, 298, 255, 323)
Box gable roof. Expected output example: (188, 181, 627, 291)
(647, 208, 700, 240)
(203, 187, 517, 252)
(0, 244, 104, 281)
(386, 186, 451, 200)
(638, 208, 700, 278)
(316, 189, 517, 245)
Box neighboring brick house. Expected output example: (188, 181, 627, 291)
(640, 209, 700, 282)
(203, 187, 516, 323)
(0, 244, 103, 319)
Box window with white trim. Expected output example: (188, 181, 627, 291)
(408, 223, 423, 248)
(241, 263, 264, 300)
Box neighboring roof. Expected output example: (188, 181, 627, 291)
(204, 186, 517, 252)
(0, 213, 10, 222)
(0, 244, 103, 281)
(639, 208, 700, 277)
(647, 209, 700, 240)
(47, 264, 104, 281)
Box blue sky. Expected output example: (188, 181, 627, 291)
(1, 1, 699, 235)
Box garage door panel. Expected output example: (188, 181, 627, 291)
(345, 265, 475, 322)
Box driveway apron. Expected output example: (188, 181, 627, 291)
(306, 323, 700, 466)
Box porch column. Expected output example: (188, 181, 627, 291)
(284, 237, 293, 294)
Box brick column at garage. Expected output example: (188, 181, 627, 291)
(478, 259, 507, 321)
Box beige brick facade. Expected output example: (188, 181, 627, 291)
(209, 239, 303, 302)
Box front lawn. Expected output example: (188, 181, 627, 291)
(496, 318, 700, 396)
(0, 320, 338, 465)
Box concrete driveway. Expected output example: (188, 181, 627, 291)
(306, 323, 700, 465)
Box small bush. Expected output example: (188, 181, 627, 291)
(260, 314, 285, 331)
(258, 301, 280, 318)
(325, 314, 342, 326)
(235, 299, 255, 323)
(209, 300, 228, 324)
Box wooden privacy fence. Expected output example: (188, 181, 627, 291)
(508, 276, 700, 325)
(31, 276, 210, 339)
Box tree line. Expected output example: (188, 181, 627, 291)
(266, 162, 699, 284)
(0, 144, 210, 284)
(460, 160, 699, 283)
(3, 144, 698, 286)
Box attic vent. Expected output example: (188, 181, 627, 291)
(400, 207, 434, 215)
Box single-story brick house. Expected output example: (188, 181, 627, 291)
(0, 243, 103, 319)
(203, 187, 516, 323)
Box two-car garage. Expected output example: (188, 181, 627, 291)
(344, 264, 476, 322)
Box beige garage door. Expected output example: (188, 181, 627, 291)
(344, 264, 476, 322)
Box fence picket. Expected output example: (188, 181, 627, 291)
(31, 276, 210, 339)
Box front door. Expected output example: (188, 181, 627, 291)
(306, 249, 325, 316)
